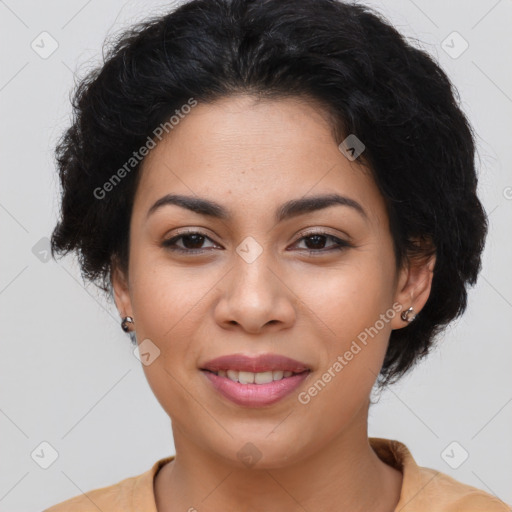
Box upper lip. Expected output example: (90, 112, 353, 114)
(200, 353, 310, 373)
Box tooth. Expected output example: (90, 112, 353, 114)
(238, 371, 255, 384)
(221, 369, 298, 384)
(255, 371, 274, 384)
(227, 370, 239, 382)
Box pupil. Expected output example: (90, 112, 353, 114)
(183, 234, 204, 249)
(305, 235, 325, 249)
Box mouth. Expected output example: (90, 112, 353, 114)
(200, 353, 310, 373)
(199, 353, 311, 407)
(201, 368, 309, 384)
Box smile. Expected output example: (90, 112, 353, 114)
(204, 369, 304, 384)
(201, 368, 310, 407)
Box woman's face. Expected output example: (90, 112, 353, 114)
(113, 94, 423, 468)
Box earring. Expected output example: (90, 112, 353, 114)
(121, 316, 135, 332)
(400, 307, 416, 323)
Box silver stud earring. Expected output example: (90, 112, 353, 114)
(121, 316, 135, 332)
(400, 307, 416, 323)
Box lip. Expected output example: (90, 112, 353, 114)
(200, 353, 310, 373)
(200, 353, 311, 407)
(201, 370, 310, 407)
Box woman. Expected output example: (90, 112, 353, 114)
(44, 0, 510, 510)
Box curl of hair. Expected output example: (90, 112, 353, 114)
(51, 0, 488, 387)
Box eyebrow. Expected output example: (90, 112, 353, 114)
(146, 193, 368, 223)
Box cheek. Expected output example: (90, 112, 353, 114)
(127, 262, 208, 421)
(127, 250, 213, 369)
(295, 252, 396, 340)
(130, 236, 203, 315)
(292, 250, 397, 394)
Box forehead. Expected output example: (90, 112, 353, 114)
(133, 94, 387, 226)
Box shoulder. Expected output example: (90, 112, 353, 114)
(416, 465, 511, 511)
(369, 437, 511, 512)
(42, 473, 139, 512)
(42, 456, 174, 512)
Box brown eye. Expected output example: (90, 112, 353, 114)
(293, 232, 352, 253)
(162, 231, 219, 253)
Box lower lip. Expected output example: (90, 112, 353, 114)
(201, 370, 310, 407)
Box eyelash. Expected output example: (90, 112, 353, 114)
(161, 230, 352, 255)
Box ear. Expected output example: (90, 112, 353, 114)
(390, 237, 436, 330)
(111, 257, 134, 320)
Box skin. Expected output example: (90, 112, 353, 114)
(112, 94, 435, 512)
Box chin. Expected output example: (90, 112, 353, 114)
(206, 432, 310, 470)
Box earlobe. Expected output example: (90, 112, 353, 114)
(391, 243, 436, 330)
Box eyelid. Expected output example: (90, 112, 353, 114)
(162, 227, 349, 243)
(293, 226, 351, 242)
(161, 227, 353, 254)
(163, 227, 219, 242)
(290, 230, 353, 253)
(162, 228, 220, 249)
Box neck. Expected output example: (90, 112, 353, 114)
(155, 407, 402, 512)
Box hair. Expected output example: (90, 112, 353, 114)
(50, 0, 488, 387)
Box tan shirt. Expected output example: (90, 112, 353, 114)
(43, 437, 511, 511)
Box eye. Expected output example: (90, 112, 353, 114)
(161, 230, 352, 255)
(161, 231, 220, 254)
(291, 231, 352, 254)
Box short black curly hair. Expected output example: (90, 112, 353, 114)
(50, 0, 488, 387)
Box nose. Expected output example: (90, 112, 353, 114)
(213, 246, 296, 334)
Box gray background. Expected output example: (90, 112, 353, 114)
(1, 0, 511, 510)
